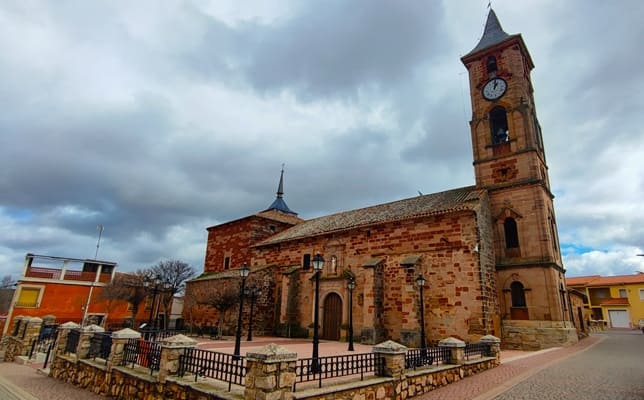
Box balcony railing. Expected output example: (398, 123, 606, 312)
(24, 266, 112, 283)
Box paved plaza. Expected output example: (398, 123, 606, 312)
(0, 331, 641, 399)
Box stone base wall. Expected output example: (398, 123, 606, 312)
(292, 359, 499, 400)
(0, 336, 25, 362)
(50, 352, 499, 400)
(502, 320, 578, 350)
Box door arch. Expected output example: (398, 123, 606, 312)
(322, 293, 342, 340)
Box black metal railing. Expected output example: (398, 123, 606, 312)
(464, 342, 491, 360)
(29, 325, 59, 359)
(140, 329, 187, 343)
(88, 332, 112, 362)
(405, 346, 451, 369)
(294, 353, 384, 389)
(121, 339, 161, 374)
(178, 348, 246, 391)
(65, 329, 81, 354)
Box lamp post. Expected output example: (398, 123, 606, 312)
(416, 274, 427, 356)
(347, 278, 356, 351)
(311, 253, 324, 373)
(245, 285, 261, 341)
(144, 275, 162, 331)
(234, 263, 250, 359)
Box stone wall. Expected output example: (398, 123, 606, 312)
(502, 320, 578, 350)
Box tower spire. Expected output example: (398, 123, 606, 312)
(264, 164, 297, 215)
(464, 8, 511, 57)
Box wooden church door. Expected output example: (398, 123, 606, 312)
(322, 293, 342, 340)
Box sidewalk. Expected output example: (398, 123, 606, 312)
(0, 334, 602, 400)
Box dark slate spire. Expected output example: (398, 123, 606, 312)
(265, 165, 297, 215)
(464, 9, 511, 57)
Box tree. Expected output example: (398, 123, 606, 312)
(1, 275, 15, 289)
(151, 260, 196, 329)
(191, 281, 240, 338)
(0, 275, 16, 314)
(100, 270, 149, 328)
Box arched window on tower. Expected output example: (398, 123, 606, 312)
(490, 106, 509, 144)
(504, 217, 520, 249)
(511, 281, 527, 307)
(486, 56, 497, 75)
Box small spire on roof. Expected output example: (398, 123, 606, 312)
(264, 164, 297, 215)
(463, 8, 511, 57)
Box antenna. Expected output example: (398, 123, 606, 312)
(95, 225, 104, 259)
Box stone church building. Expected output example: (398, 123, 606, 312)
(185, 10, 579, 350)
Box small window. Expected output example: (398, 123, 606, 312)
(486, 56, 498, 74)
(269, 225, 276, 233)
(618, 289, 627, 298)
(16, 287, 41, 307)
(302, 254, 311, 270)
(224, 256, 230, 270)
(490, 106, 509, 144)
(504, 218, 519, 249)
(639, 289, 644, 301)
(511, 281, 526, 307)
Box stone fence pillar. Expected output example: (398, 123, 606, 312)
(108, 328, 141, 370)
(158, 334, 198, 383)
(438, 337, 465, 365)
(244, 343, 297, 400)
(77, 324, 105, 359)
(54, 322, 81, 356)
(479, 335, 501, 362)
(21, 317, 43, 355)
(372, 340, 407, 379)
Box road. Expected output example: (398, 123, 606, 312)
(494, 330, 644, 400)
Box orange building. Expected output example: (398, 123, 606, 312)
(2, 254, 147, 335)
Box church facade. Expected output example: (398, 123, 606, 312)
(185, 10, 579, 350)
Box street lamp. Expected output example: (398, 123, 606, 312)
(347, 278, 356, 351)
(233, 263, 250, 359)
(144, 275, 162, 331)
(416, 274, 427, 355)
(245, 285, 261, 341)
(311, 253, 324, 373)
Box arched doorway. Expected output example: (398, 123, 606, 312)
(322, 293, 342, 340)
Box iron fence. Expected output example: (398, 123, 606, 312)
(88, 332, 112, 362)
(405, 346, 451, 369)
(140, 329, 187, 343)
(178, 348, 246, 391)
(464, 342, 491, 360)
(29, 325, 58, 359)
(65, 329, 81, 354)
(294, 352, 384, 389)
(121, 338, 161, 374)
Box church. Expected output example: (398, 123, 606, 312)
(185, 10, 579, 350)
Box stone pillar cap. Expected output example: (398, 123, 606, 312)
(111, 328, 142, 339)
(28, 317, 43, 323)
(82, 324, 105, 333)
(373, 340, 407, 354)
(60, 321, 81, 329)
(438, 337, 466, 348)
(479, 335, 501, 343)
(246, 343, 297, 363)
(160, 334, 198, 348)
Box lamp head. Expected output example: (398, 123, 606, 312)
(416, 274, 426, 287)
(240, 263, 250, 278)
(312, 253, 325, 271)
(347, 279, 356, 290)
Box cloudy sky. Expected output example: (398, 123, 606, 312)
(1, 0, 643, 280)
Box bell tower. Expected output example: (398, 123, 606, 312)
(461, 10, 577, 349)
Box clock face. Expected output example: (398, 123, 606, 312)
(482, 78, 507, 100)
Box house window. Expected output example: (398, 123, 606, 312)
(618, 289, 627, 298)
(490, 106, 509, 144)
(504, 218, 520, 249)
(302, 254, 311, 270)
(640, 289, 644, 301)
(224, 256, 230, 270)
(511, 281, 526, 307)
(486, 56, 498, 74)
(16, 287, 41, 308)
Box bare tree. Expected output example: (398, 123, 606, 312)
(1, 275, 15, 288)
(191, 281, 239, 338)
(151, 260, 196, 329)
(100, 270, 149, 328)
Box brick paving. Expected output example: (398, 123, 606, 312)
(0, 333, 612, 399)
